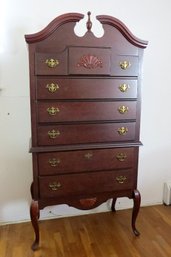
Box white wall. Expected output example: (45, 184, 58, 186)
(1, 0, 171, 223)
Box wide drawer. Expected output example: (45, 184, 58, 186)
(38, 147, 136, 175)
(36, 78, 138, 100)
(37, 101, 137, 123)
(39, 169, 135, 198)
(37, 122, 136, 146)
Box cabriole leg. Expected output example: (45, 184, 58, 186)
(111, 198, 117, 212)
(132, 189, 141, 236)
(30, 200, 40, 250)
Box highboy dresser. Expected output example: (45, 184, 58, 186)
(25, 12, 148, 250)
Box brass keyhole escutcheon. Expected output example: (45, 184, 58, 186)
(46, 83, 59, 93)
(118, 105, 129, 114)
(116, 175, 127, 184)
(45, 59, 59, 68)
(117, 127, 128, 135)
(84, 152, 93, 159)
(47, 107, 60, 116)
(48, 158, 61, 167)
(120, 61, 131, 70)
(116, 153, 127, 162)
(49, 181, 61, 191)
(48, 129, 60, 139)
(119, 83, 129, 92)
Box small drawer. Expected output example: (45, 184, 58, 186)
(68, 47, 111, 75)
(111, 55, 139, 76)
(37, 122, 136, 146)
(39, 169, 135, 198)
(38, 147, 136, 175)
(35, 51, 68, 75)
(36, 78, 138, 100)
(37, 101, 137, 123)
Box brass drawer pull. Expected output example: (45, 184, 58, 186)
(117, 127, 128, 135)
(116, 175, 127, 184)
(116, 153, 127, 162)
(49, 181, 61, 191)
(48, 158, 61, 167)
(45, 58, 59, 68)
(47, 107, 60, 115)
(84, 152, 93, 159)
(48, 129, 60, 139)
(118, 105, 128, 114)
(119, 83, 129, 92)
(46, 83, 59, 93)
(120, 61, 131, 70)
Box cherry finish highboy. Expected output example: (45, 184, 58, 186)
(25, 12, 148, 250)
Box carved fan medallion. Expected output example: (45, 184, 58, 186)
(77, 54, 103, 69)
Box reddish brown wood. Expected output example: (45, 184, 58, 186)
(111, 198, 117, 212)
(37, 101, 137, 122)
(25, 12, 148, 250)
(30, 142, 142, 153)
(30, 200, 40, 250)
(25, 13, 84, 43)
(30, 182, 34, 199)
(38, 147, 136, 175)
(36, 78, 138, 100)
(86, 11, 92, 31)
(96, 15, 148, 48)
(37, 122, 136, 146)
(79, 197, 97, 208)
(132, 189, 141, 236)
(39, 169, 134, 198)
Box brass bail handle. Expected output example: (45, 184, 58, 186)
(118, 105, 129, 114)
(47, 107, 60, 116)
(117, 127, 128, 135)
(116, 153, 127, 162)
(45, 58, 59, 68)
(48, 158, 61, 167)
(48, 129, 60, 139)
(120, 61, 131, 70)
(49, 181, 61, 191)
(116, 176, 127, 184)
(119, 83, 129, 92)
(46, 83, 59, 93)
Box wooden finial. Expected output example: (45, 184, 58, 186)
(86, 11, 92, 31)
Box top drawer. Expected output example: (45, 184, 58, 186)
(35, 47, 139, 76)
(111, 55, 139, 76)
(68, 47, 111, 75)
(35, 51, 68, 75)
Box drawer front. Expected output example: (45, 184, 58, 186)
(39, 169, 134, 198)
(68, 47, 111, 75)
(35, 51, 68, 75)
(37, 122, 136, 146)
(38, 101, 137, 123)
(38, 147, 136, 175)
(37, 78, 138, 100)
(111, 55, 139, 76)
(35, 52, 138, 76)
